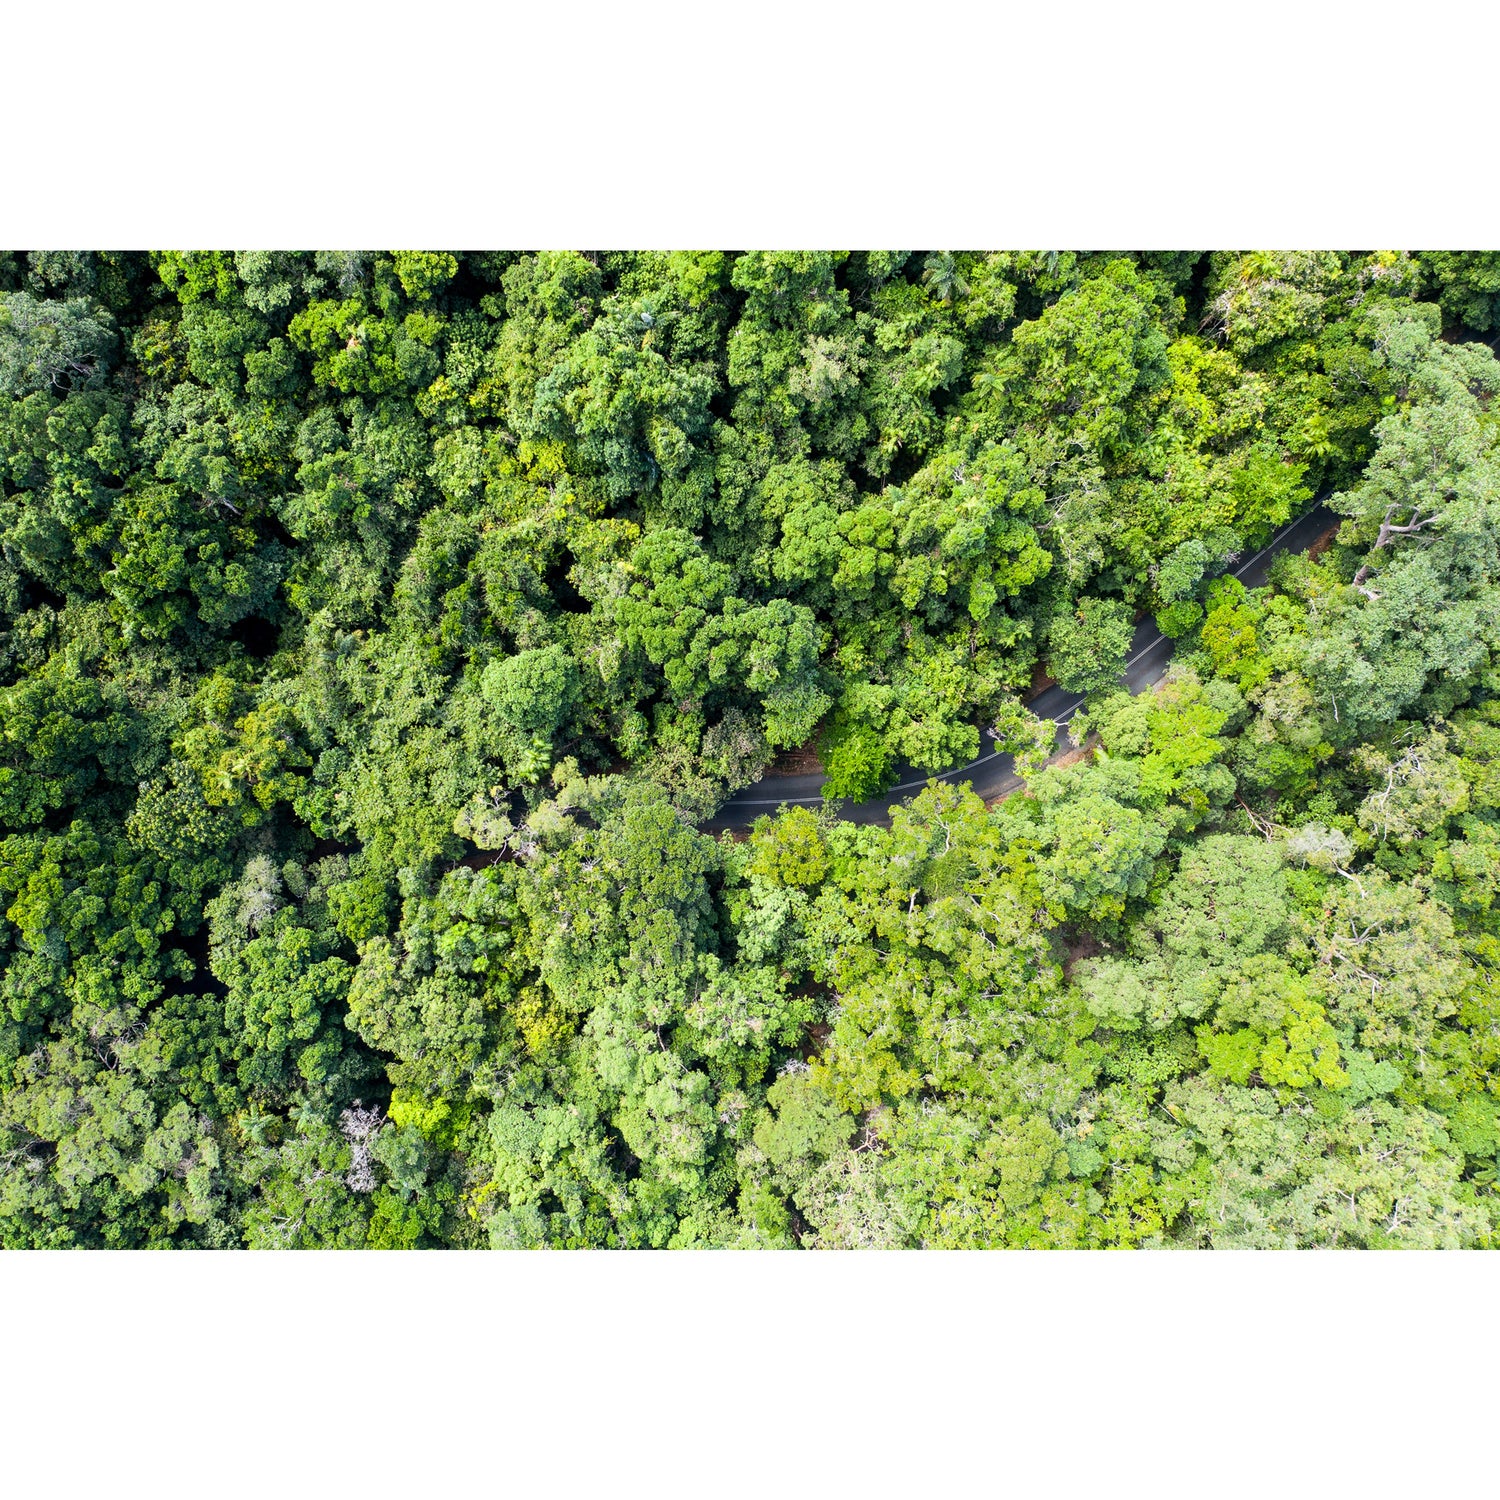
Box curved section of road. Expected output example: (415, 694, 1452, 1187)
(705, 502, 1337, 832)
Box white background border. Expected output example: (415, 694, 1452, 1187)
(4, 0, 1499, 1490)
(6, 0, 1500, 247)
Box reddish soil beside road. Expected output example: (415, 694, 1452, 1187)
(768, 742, 825, 776)
(1025, 662, 1057, 699)
(1306, 520, 1343, 563)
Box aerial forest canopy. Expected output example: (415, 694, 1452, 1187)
(5, 248, 1500, 1248)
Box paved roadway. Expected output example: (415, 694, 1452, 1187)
(705, 502, 1337, 832)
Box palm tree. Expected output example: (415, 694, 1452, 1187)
(922, 252, 970, 304)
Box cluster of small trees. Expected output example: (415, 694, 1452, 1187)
(2, 249, 1499, 1246)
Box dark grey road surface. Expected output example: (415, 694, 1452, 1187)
(704, 503, 1337, 832)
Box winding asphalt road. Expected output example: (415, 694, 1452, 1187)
(705, 502, 1337, 832)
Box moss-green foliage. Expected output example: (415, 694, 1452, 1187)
(3, 249, 1499, 1246)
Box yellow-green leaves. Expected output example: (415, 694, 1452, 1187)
(748, 806, 828, 888)
(391, 251, 458, 302)
(177, 674, 309, 823)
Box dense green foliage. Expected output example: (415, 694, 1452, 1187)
(3, 249, 1499, 1247)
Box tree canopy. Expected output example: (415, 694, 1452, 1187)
(3, 248, 1499, 1247)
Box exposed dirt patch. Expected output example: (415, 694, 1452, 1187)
(768, 741, 825, 775)
(1306, 521, 1343, 563)
(1049, 736, 1097, 771)
(1025, 662, 1057, 699)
